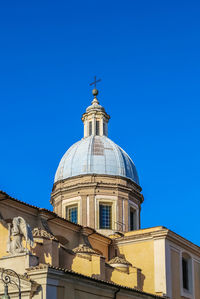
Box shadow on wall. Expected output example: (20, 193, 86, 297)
(112, 252, 146, 291)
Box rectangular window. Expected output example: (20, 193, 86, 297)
(182, 258, 189, 290)
(89, 121, 92, 136)
(99, 204, 112, 229)
(130, 208, 136, 231)
(66, 205, 78, 224)
(96, 121, 100, 135)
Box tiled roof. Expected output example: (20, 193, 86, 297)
(0, 190, 111, 241)
(27, 264, 164, 298)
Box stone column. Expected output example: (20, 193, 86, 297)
(100, 117, 103, 136)
(124, 199, 129, 232)
(92, 115, 95, 135)
(89, 195, 95, 229)
(84, 119, 88, 137)
(81, 195, 87, 226)
(117, 197, 123, 231)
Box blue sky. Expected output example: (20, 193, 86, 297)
(0, 1, 200, 244)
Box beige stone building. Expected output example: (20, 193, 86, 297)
(0, 87, 199, 299)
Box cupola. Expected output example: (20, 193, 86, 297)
(82, 88, 110, 137)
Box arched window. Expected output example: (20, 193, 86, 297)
(181, 252, 193, 295)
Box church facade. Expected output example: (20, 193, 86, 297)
(0, 87, 200, 299)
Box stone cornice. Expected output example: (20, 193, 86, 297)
(114, 226, 200, 257)
(52, 186, 143, 204)
(52, 177, 143, 203)
(52, 174, 142, 192)
(165, 229, 200, 256)
(82, 110, 110, 121)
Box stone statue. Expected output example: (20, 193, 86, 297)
(7, 216, 34, 255)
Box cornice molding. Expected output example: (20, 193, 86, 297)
(114, 227, 200, 256)
(52, 174, 142, 191)
(52, 180, 143, 203)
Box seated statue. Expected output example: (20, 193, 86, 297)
(7, 216, 34, 255)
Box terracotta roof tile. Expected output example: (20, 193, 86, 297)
(27, 264, 164, 298)
(0, 190, 111, 241)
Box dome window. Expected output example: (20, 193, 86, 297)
(66, 205, 78, 224)
(99, 204, 112, 229)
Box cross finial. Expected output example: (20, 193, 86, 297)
(89, 76, 101, 88)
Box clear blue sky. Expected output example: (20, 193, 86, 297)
(0, 1, 200, 244)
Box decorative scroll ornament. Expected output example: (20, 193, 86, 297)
(7, 217, 34, 255)
(32, 227, 57, 240)
(108, 256, 132, 266)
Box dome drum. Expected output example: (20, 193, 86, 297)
(51, 173, 143, 236)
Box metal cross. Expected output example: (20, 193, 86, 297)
(89, 76, 101, 88)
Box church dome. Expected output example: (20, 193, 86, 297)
(54, 84, 139, 186)
(54, 135, 139, 185)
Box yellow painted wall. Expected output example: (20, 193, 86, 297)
(117, 240, 155, 294)
(71, 254, 94, 277)
(108, 267, 140, 289)
(71, 253, 141, 289)
(0, 222, 8, 257)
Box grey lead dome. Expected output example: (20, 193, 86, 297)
(54, 135, 139, 185)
